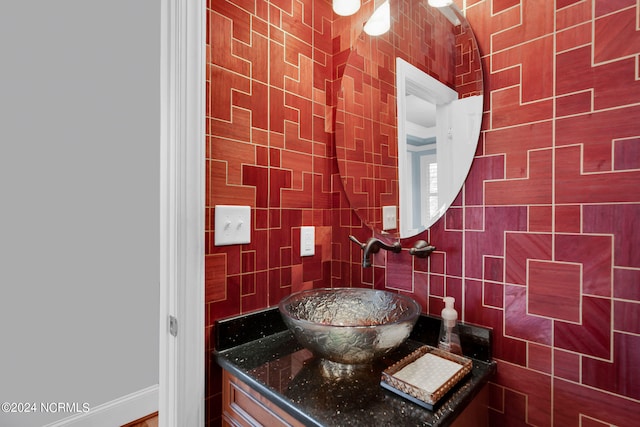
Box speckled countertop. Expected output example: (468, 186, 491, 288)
(213, 307, 496, 427)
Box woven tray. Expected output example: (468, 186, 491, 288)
(381, 345, 472, 409)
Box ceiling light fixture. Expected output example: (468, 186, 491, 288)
(428, 0, 453, 7)
(363, 0, 390, 36)
(333, 0, 361, 17)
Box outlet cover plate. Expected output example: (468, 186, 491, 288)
(214, 205, 251, 246)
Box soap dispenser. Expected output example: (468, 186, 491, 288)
(438, 297, 462, 355)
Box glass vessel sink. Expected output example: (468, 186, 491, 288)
(278, 288, 421, 366)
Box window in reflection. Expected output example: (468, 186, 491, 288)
(427, 161, 438, 221)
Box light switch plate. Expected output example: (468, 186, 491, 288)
(214, 205, 251, 246)
(382, 205, 397, 230)
(300, 226, 315, 257)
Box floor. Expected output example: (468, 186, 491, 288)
(122, 412, 158, 427)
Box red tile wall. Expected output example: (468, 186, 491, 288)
(463, 1, 640, 424)
(205, 0, 337, 424)
(206, 0, 640, 425)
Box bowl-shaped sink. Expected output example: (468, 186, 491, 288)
(278, 288, 421, 365)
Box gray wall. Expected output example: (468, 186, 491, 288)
(0, 1, 160, 425)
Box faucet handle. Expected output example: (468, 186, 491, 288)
(409, 240, 436, 258)
(348, 235, 366, 249)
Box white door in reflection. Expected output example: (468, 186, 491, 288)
(397, 57, 482, 237)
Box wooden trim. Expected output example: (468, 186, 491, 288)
(44, 386, 158, 427)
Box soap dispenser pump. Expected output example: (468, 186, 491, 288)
(438, 297, 462, 355)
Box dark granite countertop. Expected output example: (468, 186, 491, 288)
(214, 307, 496, 427)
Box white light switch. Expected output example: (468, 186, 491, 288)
(300, 226, 315, 257)
(214, 205, 251, 246)
(382, 205, 397, 230)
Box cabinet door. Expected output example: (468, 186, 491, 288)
(222, 370, 304, 427)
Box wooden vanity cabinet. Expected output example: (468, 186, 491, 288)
(222, 370, 304, 427)
(450, 384, 489, 427)
(222, 370, 488, 427)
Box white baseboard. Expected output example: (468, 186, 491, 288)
(43, 385, 158, 427)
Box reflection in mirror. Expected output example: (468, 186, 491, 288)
(397, 58, 482, 237)
(335, 0, 483, 239)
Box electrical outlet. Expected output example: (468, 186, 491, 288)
(382, 205, 397, 230)
(214, 205, 251, 246)
(300, 226, 315, 257)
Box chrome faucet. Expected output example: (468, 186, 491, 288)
(349, 235, 402, 268)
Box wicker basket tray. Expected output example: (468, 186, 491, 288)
(380, 345, 472, 410)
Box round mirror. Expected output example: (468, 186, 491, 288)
(335, 0, 483, 238)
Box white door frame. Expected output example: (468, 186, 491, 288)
(159, 0, 205, 426)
